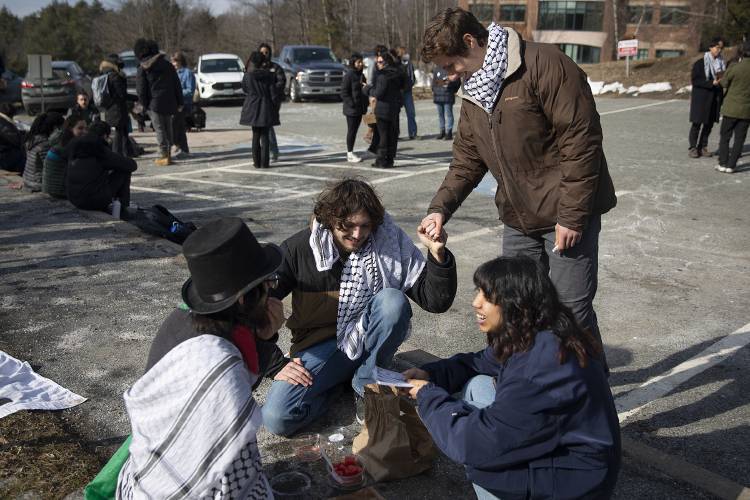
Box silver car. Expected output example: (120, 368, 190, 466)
(21, 61, 92, 116)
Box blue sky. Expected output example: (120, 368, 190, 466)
(2, 0, 234, 17)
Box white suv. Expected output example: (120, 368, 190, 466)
(196, 53, 245, 102)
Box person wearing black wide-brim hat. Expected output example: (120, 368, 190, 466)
(111, 217, 284, 498)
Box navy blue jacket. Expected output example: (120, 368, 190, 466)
(417, 331, 621, 500)
(431, 68, 460, 104)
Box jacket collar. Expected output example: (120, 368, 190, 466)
(458, 28, 523, 111)
(140, 52, 164, 70)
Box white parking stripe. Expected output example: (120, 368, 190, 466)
(157, 176, 309, 193)
(219, 168, 337, 182)
(600, 99, 679, 116)
(129, 186, 225, 201)
(146, 161, 254, 179)
(616, 321, 750, 423)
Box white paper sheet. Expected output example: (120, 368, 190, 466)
(374, 367, 414, 388)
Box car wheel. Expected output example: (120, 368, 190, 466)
(290, 82, 301, 103)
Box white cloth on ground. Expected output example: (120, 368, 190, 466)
(116, 335, 271, 500)
(0, 350, 86, 419)
(309, 212, 426, 360)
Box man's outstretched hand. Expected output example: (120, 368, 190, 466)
(417, 224, 447, 263)
(419, 212, 445, 242)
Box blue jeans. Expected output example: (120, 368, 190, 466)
(459, 375, 500, 499)
(269, 127, 279, 156)
(261, 289, 412, 436)
(436, 102, 454, 133)
(402, 91, 417, 138)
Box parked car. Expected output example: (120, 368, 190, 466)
(195, 53, 245, 103)
(0, 69, 23, 105)
(278, 45, 346, 102)
(21, 61, 92, 116)
(119, 50, 138, 95)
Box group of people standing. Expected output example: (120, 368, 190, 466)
(689, 37, 750, 174)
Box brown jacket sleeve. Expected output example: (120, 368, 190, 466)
(534, 50, 604, 232)
(427, 101, 489, 222)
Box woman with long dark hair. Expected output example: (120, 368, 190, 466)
(341, 53, 368, 163)
(239, 51, 279, 169)
(364, 51, 404, 168)
(402, 256, 621, 500)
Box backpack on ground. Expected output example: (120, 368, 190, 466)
(126, 204, 197, 244)
(91, 74, 113, 109)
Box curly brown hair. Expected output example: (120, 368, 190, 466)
(313, 178, 385, 231)
(421, 7, 489, 63)
(473, 256, 601, 368)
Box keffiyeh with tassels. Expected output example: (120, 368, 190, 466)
(310, 213, 425, 360)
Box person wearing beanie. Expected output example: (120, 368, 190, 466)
(133, 38, 182, 166)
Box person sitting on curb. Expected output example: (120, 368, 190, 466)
(0, 103, 26, 173)
(116, 217, 283, 499)
(261, 178, 457, 437)
(42, 113, 88, 199)
(23, 111, 64, 192)
(66, 121, 137, 216)
(66, 92, 100, 125)
(402, 256, 621, 500)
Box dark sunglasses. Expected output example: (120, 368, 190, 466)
(264, 273, 279, 289)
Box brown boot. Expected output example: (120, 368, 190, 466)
(154, 154, 172, 166)
(688, 148, 699, 158)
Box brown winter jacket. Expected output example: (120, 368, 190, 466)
(428, 29, 616, 234)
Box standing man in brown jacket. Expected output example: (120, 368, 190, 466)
(418, 8, 616, 359)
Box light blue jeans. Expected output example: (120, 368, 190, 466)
(261, 289, 412, 436)
(402, 91, 417, 138)
(459, 375, 501, 499)
(436, 102, 454, 133)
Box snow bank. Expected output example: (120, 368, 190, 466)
(414, 69, 432, 88)
(588, 78, 675, 96)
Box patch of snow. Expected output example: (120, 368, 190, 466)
(676, 85, 692, 94)
(601, 82, 626, 95)
(414, 69, 432, 88)
(626, 86, 640, 94)
(588, 78, 605, 95)
(637, 82, 672, 93)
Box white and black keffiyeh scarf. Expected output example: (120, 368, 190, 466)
(464, 23, 509, 113)
(310, 213, 426, 360)
(116, 335, 271, 500)
(703, 51, 726, 80)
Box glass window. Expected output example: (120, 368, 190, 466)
(558, 43, 601, 64)
(469, 3, 495, 22)
(659, 6, 689, 25)
(538, 1, 604, 31)
(626, 5, 653, 24)
(635, 48, 650, 60)
(200, 59, 243, 73)
(655, 49, 684, 58)
(500, 4, 527, 22)
(291, 48, 338, 63)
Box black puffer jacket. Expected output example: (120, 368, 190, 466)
(341, 68, 367, 117)
(0, 113, 23, 156)
(100, 61, 130, 127)
(136, 53, 182, 115)
(66, 135, 137, 210)
(239, 69, 279, 128)
(22, 134, 50, 192)
(365, 65, 403, 119)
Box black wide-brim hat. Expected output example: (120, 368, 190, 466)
(181, 217, 282, 314)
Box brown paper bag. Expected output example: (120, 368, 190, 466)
(362, 112, 377, 126)
(352, 384, 437, 481)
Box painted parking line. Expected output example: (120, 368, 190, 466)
(156, 176, 310, 194)
(146, 161, 254, 180)
(600, 99, 680, 116)
(219, 168, 338, 182)
(616, 321, 750, 423)
(129, 186, 225, 201)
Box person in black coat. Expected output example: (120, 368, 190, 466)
(0, 102, 25, 172)
(134, 39, 182, 165)
(66, 121, 137, 214)
(66, 92, 100, 125)
(239, 52, 279, 169)
(365, 52, 404, 168)
(341, 53, 368, 163)
(432, 67, 460, 140)
(100, 54, 135, 157)
(689, 37, 725, 158)
(259, 43, 285, 162)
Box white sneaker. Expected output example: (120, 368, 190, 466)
(715, 165, 726, 172)
(347, 152, 362, 163)
(723, 167, 735, 174)
(172, 148, 188, 159)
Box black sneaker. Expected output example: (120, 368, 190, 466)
(355, 394, 365, 425)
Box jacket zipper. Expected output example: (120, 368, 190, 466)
(486, 104, 528, 235)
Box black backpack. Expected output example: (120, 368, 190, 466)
(126, 204, 197, 244)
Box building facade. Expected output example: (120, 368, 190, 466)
(459, 0, 704, 64)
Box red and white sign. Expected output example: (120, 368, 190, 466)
(618, 39, 639, 58)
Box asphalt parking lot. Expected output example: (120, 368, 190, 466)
(1, 96, 749, 499)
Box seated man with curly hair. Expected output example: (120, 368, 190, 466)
(262, 178, 457, 436)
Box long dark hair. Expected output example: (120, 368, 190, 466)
(246, 51, 267, 72)
(59, 113, 86, 147)
(473, 256, 600, 367)
(191, 284, 269, 336)
(27, 111, 64, 144)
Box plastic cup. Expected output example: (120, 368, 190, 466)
(292, 432, 320, 462)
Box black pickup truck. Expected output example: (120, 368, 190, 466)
(277, 45, 346, 102)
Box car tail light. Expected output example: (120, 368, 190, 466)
(62, 79, 76, 86)
(21, 80, 34, 88)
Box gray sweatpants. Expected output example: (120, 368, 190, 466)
(501, 214, 605, 361)
(149, 111, 174, 157)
